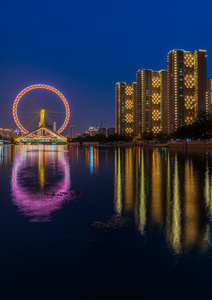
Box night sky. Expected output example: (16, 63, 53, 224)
(0, 0, 212, 134)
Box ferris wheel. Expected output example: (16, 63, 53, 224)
(12, 84, 70, 138)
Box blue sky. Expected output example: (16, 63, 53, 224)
(0, 0, 212, 134)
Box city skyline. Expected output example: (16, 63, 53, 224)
(1, 47, 211, 137)
(0, 0, 212, 134)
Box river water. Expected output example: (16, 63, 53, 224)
(1, 144, 212, 299)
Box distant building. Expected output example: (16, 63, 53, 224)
(98, 128, 106, 135)
(3, 129, 12, 138)
(116, 82, 137, 136)
(53, 122, 56, 132)
(0, 128, 3, 137)
(12, 130, 18, 139)
(107, 128, 115, 136)
(82, 132, 89, 137)
(70, 126, 76, 138)
(207, 78, 212, 115)
(168, 49, 207, 132)
(89, 126, 98, 136)
(19, 131, 24, 137)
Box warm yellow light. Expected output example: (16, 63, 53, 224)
(126, 114, 133, 123)
(152, 110, 161, 121)
(152, 93, 161, 104)
(184, 95, 195, 109)
(184, 52, 194, 67)
(152, 76, 161, 88)
(125, 86, 133, 95)
(185, 115, 194, 125)
(184, 74, 195, 88)
(125, 100, 133, 109)
(153, 126, 160, 133)
(126, 128, 133, 133)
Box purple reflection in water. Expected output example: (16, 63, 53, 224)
(11, 146, 77, 222)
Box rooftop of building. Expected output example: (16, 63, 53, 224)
(168, 49, 206, 54)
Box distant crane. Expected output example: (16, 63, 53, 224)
(98, 120, 107, 134)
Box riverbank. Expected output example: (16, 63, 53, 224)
(68, 140, 212, 148)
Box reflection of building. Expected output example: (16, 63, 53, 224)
(70, 126, 76, 138)
(114, 148, 122, 215)
(107, 128, 115, 136)
(0, 145, 12, 164)
(184, 160, 199, 249)
(114, 147, 209, 253)
(151, 150, 162, 225)
(207, 78, 212, 115)
(137, 69, 168, 134)
(168, 49, 207, 132)
(85, 146, 99, 175)
(124, 148, 134, 211)
(116, 82, 137, 136)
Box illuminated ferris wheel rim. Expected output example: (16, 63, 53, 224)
(12, 84, 70, 137)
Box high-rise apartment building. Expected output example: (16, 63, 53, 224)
(137, 69, 168, 134)
(116, 82, 137, 135)
(168, 49, 207, 132)
(137, 69, 152, 134)
(207, 78, 212, 115)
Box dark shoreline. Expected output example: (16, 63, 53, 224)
(68, 141, 212, 148)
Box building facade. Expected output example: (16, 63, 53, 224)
(98, 128, 106, 135)
(70, 126, 76, 138)
(168, 49, 207, 132)
(207, 78, 212, 115)
(89, 126, 98, 136)
(12, 130, 18, 139)
(116, 82, 137, 135)
(3, 129, 12, 138)
(107, 127, 115, 136)
(137, 69, 168, 134)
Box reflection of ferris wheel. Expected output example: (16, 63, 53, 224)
(13, 84, 70, 137)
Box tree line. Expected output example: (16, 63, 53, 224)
(72, 111, 212, 143)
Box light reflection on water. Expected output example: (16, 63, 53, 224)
(3, 144, 212, 298)
(1, 144, 212, 253)
(10, 145, 74, 222)
(114, 147, 212, 254)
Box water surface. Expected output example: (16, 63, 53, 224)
(0, 145, 212, 299)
